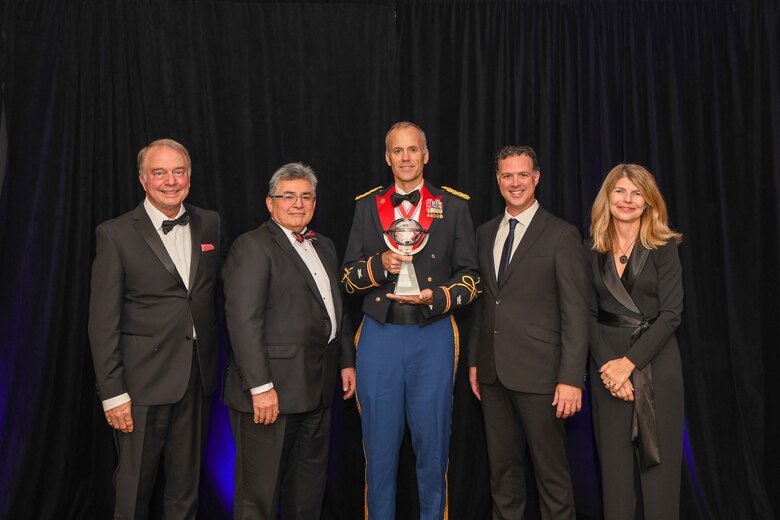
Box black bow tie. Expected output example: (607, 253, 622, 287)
(391, 190, 421, 207)
(293, 229, 317, 243)
(161, 212, 190, 234)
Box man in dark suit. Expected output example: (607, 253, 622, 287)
(222, 162, 356, 519)
(88, 138, 221, 519)
(467, 145, 588, 519)
(341, 121, 480, 520)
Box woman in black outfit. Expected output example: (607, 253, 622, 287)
(588, 163, 684, 520)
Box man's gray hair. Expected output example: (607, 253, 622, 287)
(268, 162, 318, 196)
(137, 138, 192, 178)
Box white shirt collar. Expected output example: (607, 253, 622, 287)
(144, 198, 186, 231)
(273, 219, 309, 245)
(503, 199, 539, 228)
(395, 179, 424, 195)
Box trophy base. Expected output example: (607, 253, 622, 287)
(394, 260, 421, 296)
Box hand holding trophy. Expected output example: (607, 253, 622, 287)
(383, 218, 429, 296)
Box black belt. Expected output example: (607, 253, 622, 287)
(386, 301, 419, 325)
(597, 309, 657, 345)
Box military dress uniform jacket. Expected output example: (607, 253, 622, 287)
(341, 182, 481, 324)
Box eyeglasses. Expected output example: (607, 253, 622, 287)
(269, 193, 316, 203)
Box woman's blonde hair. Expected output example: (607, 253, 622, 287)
(590, 163, 682, 253)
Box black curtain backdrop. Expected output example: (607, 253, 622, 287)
(1, 1, 777, 519)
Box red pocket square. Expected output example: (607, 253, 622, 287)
(201, 243, 215, 252)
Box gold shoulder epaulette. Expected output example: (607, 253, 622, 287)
(355, 186, 383, 200)
(441, 186, 470, 200)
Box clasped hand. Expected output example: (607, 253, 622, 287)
(599, 356, 636, 401)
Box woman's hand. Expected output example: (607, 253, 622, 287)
(611, 379, 635, 401)
(600, 356, 636, 400)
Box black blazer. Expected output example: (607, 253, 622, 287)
(221, 220, 355, 415)
(588, 240, 683, 369)
(88, 202, 221, 406)
(341, 181, 481, 324)
(468, 206, 589, 393)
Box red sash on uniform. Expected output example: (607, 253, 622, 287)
(376, 186, 442, 253)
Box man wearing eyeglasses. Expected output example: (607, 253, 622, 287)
(88, 138, 221, 518)
(341, 122, 481, 519)
(222, 162, 356, 519)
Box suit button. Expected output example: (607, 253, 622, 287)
(153, 346, 159, 352)
(427, 277, 433, 282)
(431, 254, 436, 259)
(496, 300, 501, 305)
(375, 297, 381, 302)
(494, 329, 499, 335)
(185, 334, 192, 341)
(188, 295, 193, 301)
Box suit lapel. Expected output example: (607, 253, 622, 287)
(187, 206, 202, 290)
(132, 203, 187, 289)
(501, 206, 549, 282)
(598, 252, 641, 314)
(374, 186, 394, 236)
(267, 222, 329, 315)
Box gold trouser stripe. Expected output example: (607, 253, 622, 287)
(451, 314, 460, 374)
(444, 314, 459, 519)
(354, 318, 364, 416)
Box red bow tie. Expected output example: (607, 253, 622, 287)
(293, 229, 317, 243)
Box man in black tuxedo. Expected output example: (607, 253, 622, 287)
(88, 138, 221, 519)
(222, 162, 356, 519)
(468, 146, 588, 519)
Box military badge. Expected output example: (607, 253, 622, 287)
(426, 199, 444, 219)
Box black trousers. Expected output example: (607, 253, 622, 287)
(480, 380, 576, 520)
(230, 403, 331, 520)
(113, 348, 210, 520)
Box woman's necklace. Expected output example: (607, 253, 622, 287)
(616, 236, 638, 264)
